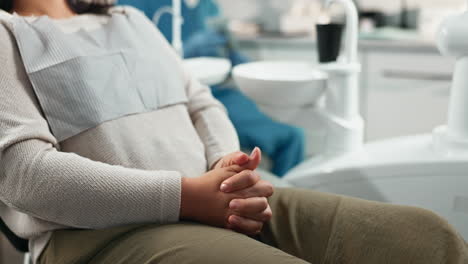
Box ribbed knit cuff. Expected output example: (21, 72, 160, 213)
(159, 172, 182, 223)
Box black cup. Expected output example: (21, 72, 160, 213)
(316, 23, 344, 63)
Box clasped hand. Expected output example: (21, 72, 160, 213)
(180, 148, 274, 235)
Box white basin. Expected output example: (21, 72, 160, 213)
(232, 61, 327, 107)
(184, 57, 232, 86)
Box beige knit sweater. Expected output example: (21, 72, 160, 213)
(0, 7, 239, 262)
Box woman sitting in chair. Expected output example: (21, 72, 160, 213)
(0, 0, 466, 263)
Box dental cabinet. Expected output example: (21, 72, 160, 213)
(235, 35, 455, 144)
(364, 49, 454, 141)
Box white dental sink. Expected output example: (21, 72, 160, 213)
(184, 57, 232, 86)
(232, 61, 327, 107)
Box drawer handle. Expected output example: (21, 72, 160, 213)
(383, 70, 453, 81)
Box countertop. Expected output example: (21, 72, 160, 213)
(233, 28, 440, 54)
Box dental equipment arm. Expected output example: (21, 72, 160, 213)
(319, 0, 364, 155)
(153, 0, 184, 56)
(152, 0, 205, 57)
(321, 0, 359, 63)
(433, 2, 468, 153)
(172, 0, 183, 56)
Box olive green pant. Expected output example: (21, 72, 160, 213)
(39, 188, 468, 264)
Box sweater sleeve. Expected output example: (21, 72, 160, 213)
(184, 74, 241, 169)
(121, 6, 241, 169)
(0, 23, 181, 229)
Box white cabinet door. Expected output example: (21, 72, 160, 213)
(365, 51, 454, 141)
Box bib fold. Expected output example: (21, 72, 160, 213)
(11, 9, 188, 141)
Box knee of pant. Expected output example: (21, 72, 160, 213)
(404, 207, 463, 246)
(410, 208, 468, 262)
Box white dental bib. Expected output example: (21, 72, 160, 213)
(10, 8, 187, 141)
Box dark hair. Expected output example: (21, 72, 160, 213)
(0, 0, 13, 12)
(0, 0, 114, 14)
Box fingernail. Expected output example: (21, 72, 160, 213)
(252, 147, 260, 156)
(230, 200, 239, 210)
(250, 148, 257, 157)
(220, 183, 229, 192)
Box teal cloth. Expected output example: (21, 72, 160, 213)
(117, 0, 219, 43)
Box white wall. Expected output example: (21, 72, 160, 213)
(358, 0, 465, 12)
(217, 0, 466, 20)
(216, 0, 291, 21)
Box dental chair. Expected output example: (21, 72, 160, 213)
(0, 218, 30, 264)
